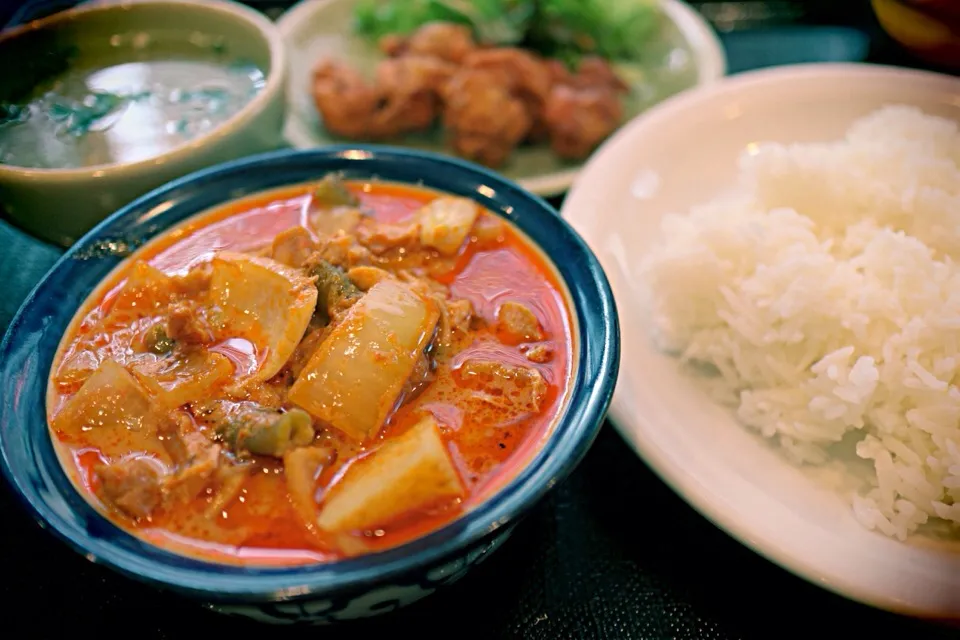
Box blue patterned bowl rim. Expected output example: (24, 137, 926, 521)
(0, 144, 620, 603)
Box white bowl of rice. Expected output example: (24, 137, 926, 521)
(561, 63, 960, 618)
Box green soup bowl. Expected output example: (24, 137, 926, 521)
(0, 0, 287, 247)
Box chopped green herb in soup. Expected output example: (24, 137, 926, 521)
(0, 57, 264, 169)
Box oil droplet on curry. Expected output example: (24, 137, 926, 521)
(47, 177, 573, 565)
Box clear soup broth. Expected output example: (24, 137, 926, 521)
(0, 38, 264, 169)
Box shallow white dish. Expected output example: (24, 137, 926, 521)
(275, 0, 726, 197)
(560, 63, 960, 618)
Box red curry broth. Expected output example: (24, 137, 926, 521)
(47, 181, 573, 566)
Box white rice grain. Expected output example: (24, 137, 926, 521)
(641, 105, 960, 541)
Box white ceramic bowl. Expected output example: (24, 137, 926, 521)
(560, 63, 960, 619)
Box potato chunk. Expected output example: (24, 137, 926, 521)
(418, 197, 479, 256)
(208, 251, 318, 381)
(288, 279, 440, 441)
(317, 416, 464, 532)
(51, 359, 169, 461)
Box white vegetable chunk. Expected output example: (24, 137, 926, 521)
(418, 197, 480, 256)
(102, 261, 174, 324)
(284, 446, 335, 535)
(288, 278, 440, 441)
(208, 251, 318, 381)
(311, 207, 363, 237)
(132, 351, 233, 409)
(317, 415, 464, 533)
(52, 359, 169, 461)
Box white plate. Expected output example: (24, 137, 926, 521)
(560, 63, 960, 618)
(275, 0, 726, 196)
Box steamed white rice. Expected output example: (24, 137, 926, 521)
(640, 105, 960, 541)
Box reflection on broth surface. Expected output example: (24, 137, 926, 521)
(47, 178, 573, 566)
(0, 55, 264, 169)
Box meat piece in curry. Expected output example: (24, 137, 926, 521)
(48, 175, 571, 565)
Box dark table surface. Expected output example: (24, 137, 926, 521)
(2, 1, 960, 638)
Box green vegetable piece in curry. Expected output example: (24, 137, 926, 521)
(313, 174, 359, 208)
(309, 259, 363, 326)
(217, 405, 315, 458)
(143, 324, 175, 355)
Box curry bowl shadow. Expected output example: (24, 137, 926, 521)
(0, 145, 619, 624)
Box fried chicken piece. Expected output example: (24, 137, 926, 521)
(312, 59, 384, 139)
(380, 22, 476, 64)
(462, 48, 552, 103)
(461, 48, 552, 142)
(545, 56, 629, 93)
(314, 29, 627, 163)
(538, 56, 628, 159)
(567, 56, 629, 93)
(375, 55, 455, 94)
(372, 55, 457, 134)
(544, 59, 574, 86)
(312, 56, 455, 140)
(543, 84, 623, 160)
(441, 68, 531, 167)
(379, 33, 406, 57)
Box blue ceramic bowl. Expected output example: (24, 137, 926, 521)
(0, 146, 619, 624)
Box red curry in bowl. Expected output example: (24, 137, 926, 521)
(46, 176, 574, 566)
